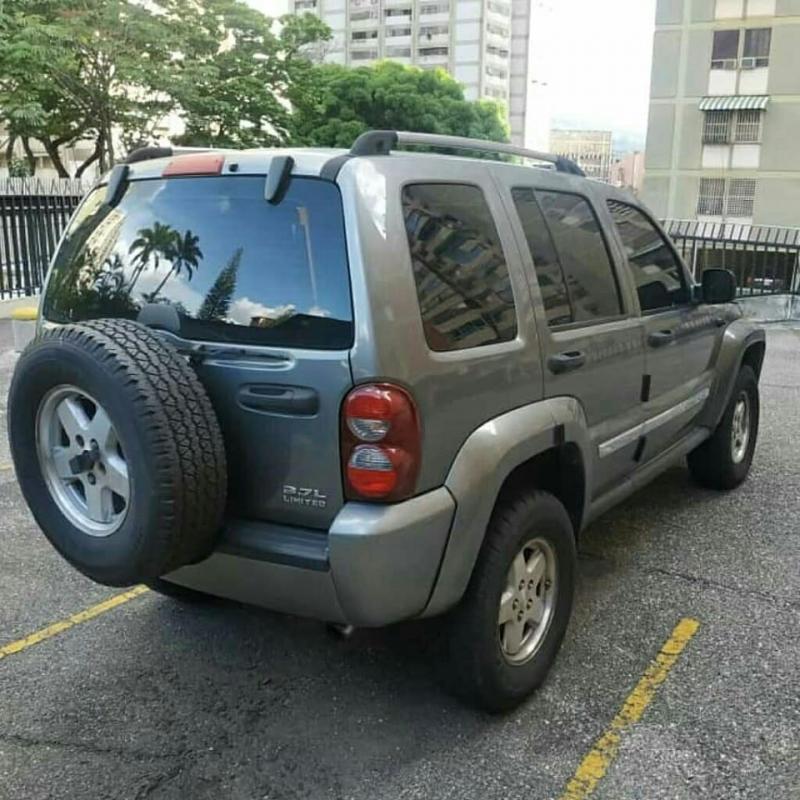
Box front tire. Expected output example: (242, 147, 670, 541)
(688, 365, 759, 490)
(441, 490, 576, 713)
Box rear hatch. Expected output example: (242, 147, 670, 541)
(42, 167, 354, 529)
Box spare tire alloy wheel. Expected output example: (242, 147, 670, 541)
(9, 319, 227, 586)
(37, 386, 130, 537)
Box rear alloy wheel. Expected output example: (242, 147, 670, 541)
(442, 490, 576, 713)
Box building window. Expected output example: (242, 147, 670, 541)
(727, 179, 757, 217)
(711, 30, 740, 70)
(742, 28, 771, 69)
(702, 110, 763, 144)
(351, 30, 378, 41)
(386, 26, 412, 37)
(487, 1, 511, 15)
(487, 22, 509, 38)
(386, 46, 412, 57)
(487, 45, 509, 58)
(351, 49, 378, 60)
(485, 65, 508, 79)
(419, 24, 448, 38)
(734, 109, 763, 142)
(385, 8, 412, 17)
(419, 2, 449, 14)
(697, 178, 756, 218)
(418, 46, 448, 57)
(697, 178, 726, 216)
(294, 0, 317, 9)
(485, 86, 507, 99)
(703, 111, 733, 143)
(351, 9, 378, 21)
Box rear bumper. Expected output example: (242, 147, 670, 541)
(165, 487, 456, 626)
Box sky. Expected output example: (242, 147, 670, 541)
(246, 0, 658, 147)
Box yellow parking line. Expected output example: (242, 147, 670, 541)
(0, 586, 149, 661)
(558, 617, 701, 800)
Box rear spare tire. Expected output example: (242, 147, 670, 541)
(8, 319, 227, 586)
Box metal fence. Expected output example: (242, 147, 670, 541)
(664, 219, 800, 297)
(0, 179, 86, 299)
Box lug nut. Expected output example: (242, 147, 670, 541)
(517, 611, 524, 622)
(75, 435, 84, 448)
(512, 598, 519, 610)
(518, 580, 525, 590)
(87, 473, 96, 485)
(527, 599, 533, 609)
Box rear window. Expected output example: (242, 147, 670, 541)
(43, 176, 353, 349)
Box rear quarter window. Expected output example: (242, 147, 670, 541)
(402, 183, 517, 352)
(43, 176, 353, 350)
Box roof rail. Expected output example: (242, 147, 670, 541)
(348, 130, 586, 176)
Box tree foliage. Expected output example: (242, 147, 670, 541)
(288, 61, 509, 147)
(0, 1, 329, 174)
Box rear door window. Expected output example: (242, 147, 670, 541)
(512, 188, 623, 326)
(402, 183, 517, 351)
(43, 176, 353, 349)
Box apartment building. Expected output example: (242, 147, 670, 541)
(289, 0, 550, 149)
(643, 0, 800, 226)
(550, 129, 614, 182)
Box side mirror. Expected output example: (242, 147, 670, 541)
(701, 268, 736, 304)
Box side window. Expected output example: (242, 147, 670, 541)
(511, 188, 572, 326)
(533, 190, 624, 324)
(607, 200, 690, 313)
(402, 183, 517, 351)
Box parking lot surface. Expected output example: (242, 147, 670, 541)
(0, 322, 798, 800)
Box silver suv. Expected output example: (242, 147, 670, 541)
(8, 131, 765, 711)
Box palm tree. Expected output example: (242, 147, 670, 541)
(144, 229, 203, 302)
(126, 222, 179, 296)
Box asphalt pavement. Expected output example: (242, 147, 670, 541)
(0, 321, 797, 800)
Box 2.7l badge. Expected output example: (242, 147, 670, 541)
(282, 485, 328, 509)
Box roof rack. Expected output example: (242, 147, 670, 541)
(348, 130, 586, 176)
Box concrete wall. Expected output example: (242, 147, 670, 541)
(761, 103, 800, 172)
(685, 29, 713, 97)
(656, 0, 684, 25)
(671, 175, 702, 218)
(753, 177, 800, 226)
(737, 294, 800, 322)
(767, 24, 800, 95)
(651, 31, 682, 97)
(645, 104, 676, 169)
(678, 105, 704, 169)
(691, 0, 715, 22)
(776, 0, 800, 16)
(642, 176, 671, 218)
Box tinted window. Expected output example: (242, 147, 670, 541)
(511, 188, 571, 326)
(535, 191, 623, 323)
(607, 200, 689, 312)
(43, 176, 353, 349)
(402, 183, 517, 351)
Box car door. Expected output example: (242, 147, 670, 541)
(499, 171, 646, 498)
(605, 199, 721, 462)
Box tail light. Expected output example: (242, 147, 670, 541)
(341, 383, 421, 502)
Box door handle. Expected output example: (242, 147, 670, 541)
(548, 350, 586, 374)
(648, 329, 675, 348)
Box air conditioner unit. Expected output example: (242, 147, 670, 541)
(711, 58, 738, 70)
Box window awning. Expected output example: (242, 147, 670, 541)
(699, 95, 770, 112)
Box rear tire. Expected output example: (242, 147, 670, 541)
(8, 319, 227, 586)
(441, 490, 576, 713)
(688, 365, 759, 490)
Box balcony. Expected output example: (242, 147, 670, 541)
(418, 10, 449, 24)
(386, 33, 412, 45)
(418, 32, 449, 47)
(486, 28, 510, 49)
(417, 50, 449, 66)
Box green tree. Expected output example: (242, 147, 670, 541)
(0, 0, 179, 176)
(198, 248, 243, 321)
(288, 61, 509, 147)
(172, 7, 330, 148)
(0, 1, 330, 175)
